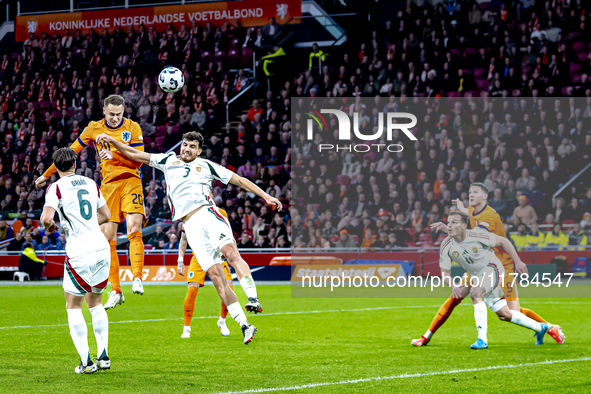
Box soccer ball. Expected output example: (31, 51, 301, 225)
(158, 67, 184, 93)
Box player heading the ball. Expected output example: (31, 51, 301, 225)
(439, 211, 549, 347)
(95, 130, 283, 344)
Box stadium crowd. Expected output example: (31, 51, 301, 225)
(289, 0, 591, 250)
(0, 18, 291, 251)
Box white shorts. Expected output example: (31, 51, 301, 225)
(184, 205, 235, 273)
(473, 262, 506, 311)
(63, 248, 110, 296)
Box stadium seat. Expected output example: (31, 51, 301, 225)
(562, 220, 575, 225)
(573, 42, 586, 52)
(351, 235, 359, 244)
(569, 63, 582, 74)
(227, 49, 239, 67)
(464, 48, 476, 55)
(229, 38, 241, 49)
(434, 234, 447, 245)
(448, 91, 461, 98)
(475, 79, 489, 91)
(51, 110, 61, 118)
(463, 90, 477, 97)
(200, 50, 212, 62)
(39, 101, 51, 109)
(154, 136, 165, 146)
(329, 235, 339, 244)
(144, 244, 153, 250)
(462, 69, 472, 75)
(213, 50, 226, 63)
(239, 48, 253, 68)
(473, 68, 485, 78)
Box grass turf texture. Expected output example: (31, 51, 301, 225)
(0, 284, 590, 393)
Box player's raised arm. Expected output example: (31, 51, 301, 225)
(96, 133, 151, 165)
(229, 173, 283, 211)
(177, 231, 188, 276)
(36, 129, 91, 187)
(494, 235, 528, 275)
(451, 199, 469, 215)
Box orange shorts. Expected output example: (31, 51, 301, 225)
(100, 177, 145, 223)
(187, 255, 233, 286)
(498, 252, 518, 301)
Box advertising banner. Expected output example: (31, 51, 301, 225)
(16, 0, 301, 41)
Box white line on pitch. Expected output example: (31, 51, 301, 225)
(212, 357, 591, 394)
(1, 301, 589, 330)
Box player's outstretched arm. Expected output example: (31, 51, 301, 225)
(177, 232, 188, 275)
(496, 236, 528, 274)
(451, 199, 469, 215)
(229, 173, 283, 211)
(97, 204, 111, 225)
(430, 221, 449, 233)
(36, 137, 88, 187)
(96, 133, 151, 165)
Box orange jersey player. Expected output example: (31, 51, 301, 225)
(177, 208, 235, 339)
(411, 182, 564, 348)
(35, 94, 147, 310)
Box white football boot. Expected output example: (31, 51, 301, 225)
(104, 290, 125, 310)
(132, 277, 144, 295)
(75, 360, 97, 374)
(217, 318, 230, 337)
(181, 326, 191, 338)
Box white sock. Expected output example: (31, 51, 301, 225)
(89, 304, 109, 360)
(67, 309, 90, 365)
(227, 302, 248, 327)
(474, 302, 488, 342)
(218, 317, 226, 324)
(183, 326, 191, 331)
(239, 275, 258, 299)
(510, 310, 542, 332)
(424, 330, 433, 340)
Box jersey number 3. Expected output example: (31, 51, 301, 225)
(77, 190, 92, 220)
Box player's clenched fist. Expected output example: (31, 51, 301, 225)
(96, 133, 115, 144)
(35, 175, 48, 188)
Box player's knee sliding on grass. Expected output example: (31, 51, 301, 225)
(96, 131, 283, 344)
(40, 148, 113, 374)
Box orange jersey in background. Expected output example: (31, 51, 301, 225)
(42, 118, 144, 184)
(469, 204, 513, 266)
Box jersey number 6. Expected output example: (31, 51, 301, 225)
(77, 190, 92, 220)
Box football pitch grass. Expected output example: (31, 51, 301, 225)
(1, 284, 590, 393)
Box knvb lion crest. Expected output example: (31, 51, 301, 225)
(276, 2, 289, 22)
(121, 130, 131, 143)
(27, 19, 38, 34)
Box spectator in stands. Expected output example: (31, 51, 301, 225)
(510, 224, 529, 250)
(512, 196, 538, 227)
(38, 235, 54, 251)
(55, 234, 66, 250)
(8, 231, 25, 251)
(21, 232, 39, 250)
(0, 220, 13, 241)
(18, 242, 46, 280)
(164, 234, 179, 250)
(523, 179, 542, 211)
(237, 232, 255, 249)
(276, 235, 290, 248)
(526, 222, 545, 248)
(563, 198, 585, 223)
(335, 229, 356, 249)
(263, 17, 282, 38)
(581, 190, 591, 213)
(568, 223, 588, 249)
(552, 197, 566, 223)
(544, 223, 569, 249)
(149, 224, 169, 247)
(489, 188, 507, 218)
(360, 229, 376, 251)
(386, 233, 403, 250)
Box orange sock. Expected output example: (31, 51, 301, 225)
(108, 240, 121, 294)
(520, 308, 547, 323)
(220, 285, 233, 319)
(428, 297, 463, 334)
(184, 286, 199, 326)
(128, 231, 144, 280)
